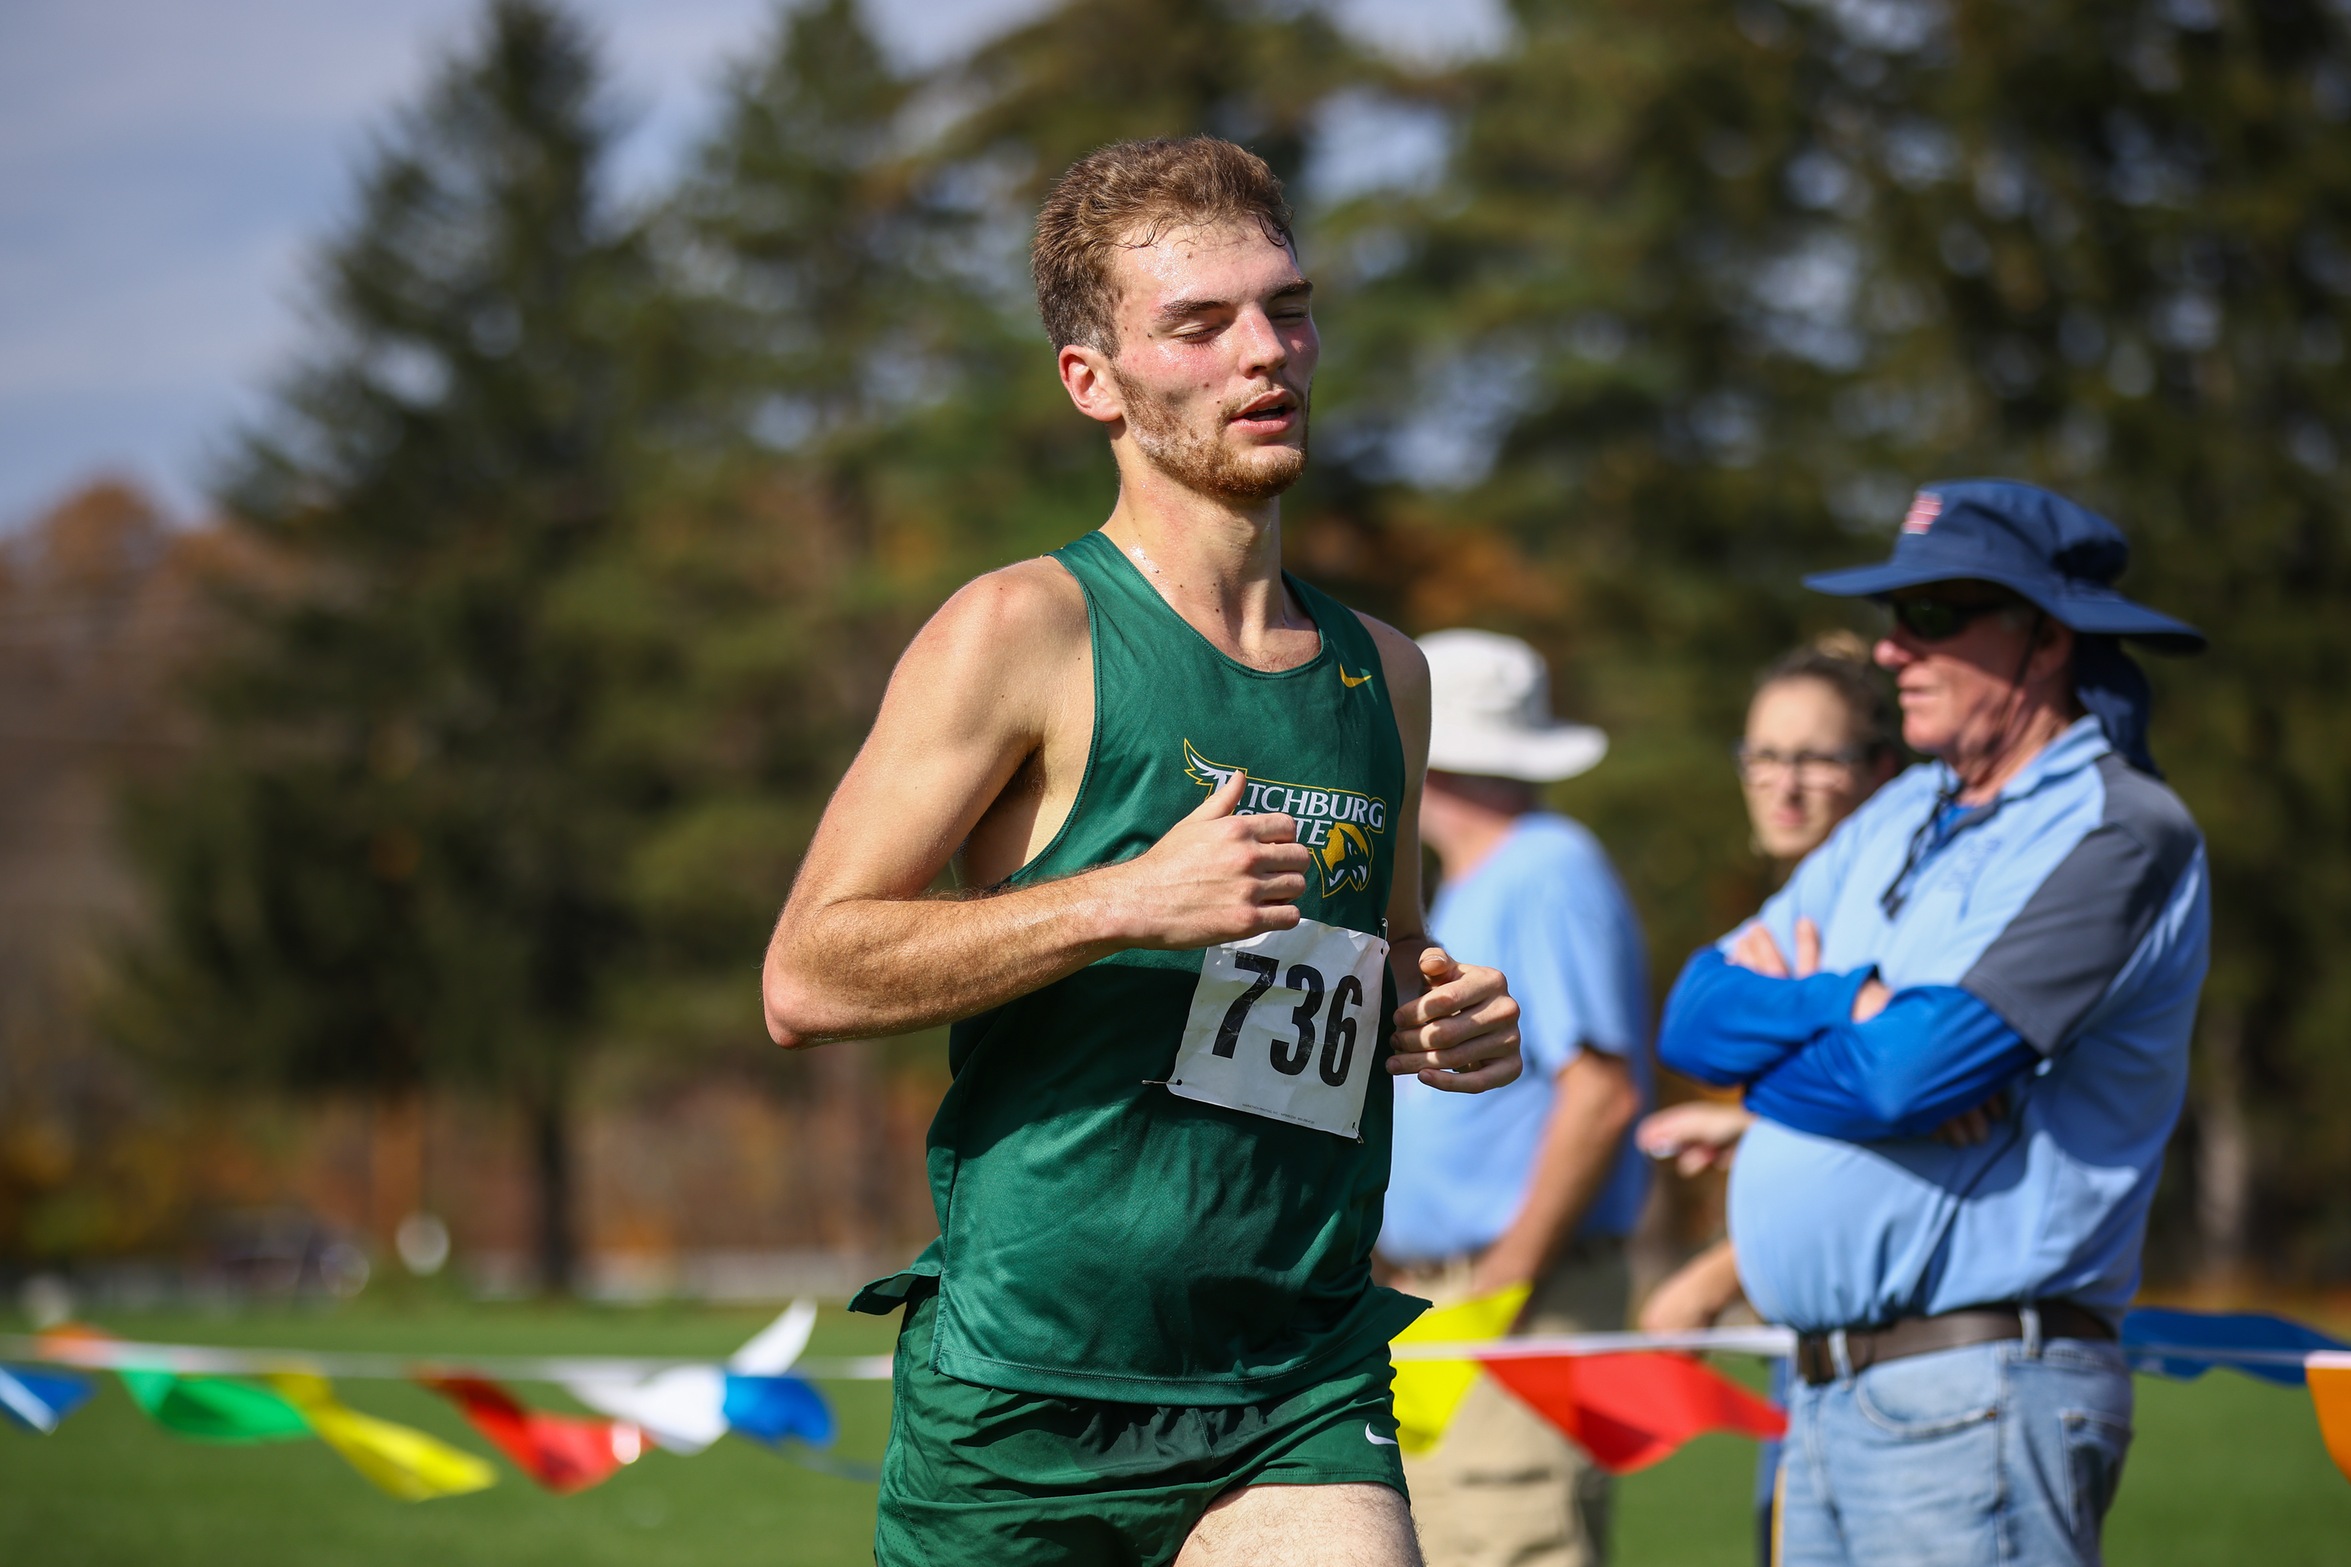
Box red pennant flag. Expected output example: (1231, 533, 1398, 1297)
(419, 1376, 641, 1494)
(1483, 1351, 1787, 1475)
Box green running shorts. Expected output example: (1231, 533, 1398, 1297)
(874, 1284, 1409, 1567)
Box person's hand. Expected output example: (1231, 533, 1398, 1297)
(1932, 1091, 2008, 1147)
(1111, 770, 1314, 949)
(1637, 1241, 1746, 1334)
(1729, 916, 1822, 979)
(1387, 946, 1522, 1093)
(1467, 1247, 1537, 1300)
(1636, 1100, 1757, 1177)
(1852, 976, 1891, 1022)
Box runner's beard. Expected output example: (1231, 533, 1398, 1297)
(1114, 370, 1309, 502)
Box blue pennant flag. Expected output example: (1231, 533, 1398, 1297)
(2122, 1308, 2351, 1388)
(0, 1364, 97, 1433)
(722, 1374, 835, 1448)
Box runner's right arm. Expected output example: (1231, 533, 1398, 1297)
(761, 561, 1314, 1049)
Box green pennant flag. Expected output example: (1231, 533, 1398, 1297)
(119, 1369, 313, 1442)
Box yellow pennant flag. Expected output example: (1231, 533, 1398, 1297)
(1389, 1284, 1530, 1455)
(267, 1373, 498, 1500)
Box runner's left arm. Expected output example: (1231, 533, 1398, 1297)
(1355, 612, 1522, 1095)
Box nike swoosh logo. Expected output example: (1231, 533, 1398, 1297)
(1339, 667, 1373, 688)
(1364, 1424, 1398, 1446)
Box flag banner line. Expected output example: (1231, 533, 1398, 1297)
(1394, 1327, 1798, 1361)
(7, 1317, 2345, 1383)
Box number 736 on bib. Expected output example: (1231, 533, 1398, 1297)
(1165, 918, 1390, 1139)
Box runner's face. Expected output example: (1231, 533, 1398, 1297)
(1101, 221, 1316, 501)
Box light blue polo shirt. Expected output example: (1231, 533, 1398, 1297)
(1724, 718, 2209, 1330)
(1379, 813, 1651, 1265)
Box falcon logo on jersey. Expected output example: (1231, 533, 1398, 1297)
(1183, 740, 1388, 898)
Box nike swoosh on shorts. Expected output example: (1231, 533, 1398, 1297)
(1364, 1424, 1398, 1446)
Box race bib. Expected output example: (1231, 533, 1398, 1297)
(1166, 917, 1390, 1139)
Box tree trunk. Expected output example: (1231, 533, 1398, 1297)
(368, 1090, 424, 1253)
(2196, 1005, 2250, 1286)
(529, 1085, 576, 1295)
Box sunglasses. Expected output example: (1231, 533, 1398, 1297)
(1886, 596, 2015, 642)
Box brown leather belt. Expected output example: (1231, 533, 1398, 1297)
(1794, 1302, 2117, 1386)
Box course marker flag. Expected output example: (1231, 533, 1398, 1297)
(567, 1302, 828, 1455)
(421, 1376, 639, 1493)
(1388, 1284, 1529, 1454)
(2309, 1354, 2351, 1486)
(120, 1367, 312, 1442)
(267, 1373, 498, 1500)
(567, 1364, 728, 1454)
(0, 1364, 93, 1433)
(1483, 1352, 1787, 1475)
(2123, 1307, 2349, 1387)
(722, 1374, 834, 1448)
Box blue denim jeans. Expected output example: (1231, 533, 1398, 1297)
(1777, 1328, 2134, 1567)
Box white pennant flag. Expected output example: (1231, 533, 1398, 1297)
(563, 1299, 819, 1455)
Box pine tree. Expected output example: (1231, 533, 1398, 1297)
(118, 0, 662, 1291)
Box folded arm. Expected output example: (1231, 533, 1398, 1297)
(1741, 988, 2038, 1141)
(1658, 945, 2035, 1142)
(1655, 947, 1876, 1085)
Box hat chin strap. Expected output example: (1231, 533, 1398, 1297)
(1947, 612, 2069, 801)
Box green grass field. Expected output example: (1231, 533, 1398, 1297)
(3, 1299, 2344, 1563)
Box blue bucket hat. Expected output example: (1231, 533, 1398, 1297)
(1804, 479, 2206, 773)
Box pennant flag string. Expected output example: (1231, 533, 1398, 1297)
(11, 1304, 2347, 1492)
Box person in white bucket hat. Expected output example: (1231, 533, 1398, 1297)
(1379, 630, 1652, 1567)
(1421, 630, 1610, 783)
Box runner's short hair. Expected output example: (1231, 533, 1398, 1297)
(1033, 136, 1295, 353)
(1759, 631, 1901, 761)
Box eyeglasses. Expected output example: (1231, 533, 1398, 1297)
(1734, 744, 1871, 788)
(1886, 596, 2015, 642)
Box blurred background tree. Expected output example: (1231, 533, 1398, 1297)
(113, 0, 671, 1292)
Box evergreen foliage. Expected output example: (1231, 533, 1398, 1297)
(119, 0, 660, 1290)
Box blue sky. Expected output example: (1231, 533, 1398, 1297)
(0, 0, 1502, 528)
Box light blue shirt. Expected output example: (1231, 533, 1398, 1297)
(1379, 813, 1651, 1264)
(1716, 718, 2210, 1330)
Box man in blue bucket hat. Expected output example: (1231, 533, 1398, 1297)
(1656, 480, 2211, 1566)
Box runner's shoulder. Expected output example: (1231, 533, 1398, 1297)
(914, 556, 1090, 667)
(1350, 610, 1428, 701)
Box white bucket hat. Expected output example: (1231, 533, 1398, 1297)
(1418, 629, 1608, 783)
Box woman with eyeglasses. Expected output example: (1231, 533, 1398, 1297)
(1637, 635, 1902, 1328)
(1632, 634, 1899, 1567)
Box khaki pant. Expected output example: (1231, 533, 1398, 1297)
(1395, 1239, 1629, 1567)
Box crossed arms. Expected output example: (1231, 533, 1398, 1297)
(1657, 918, 2036, 1143)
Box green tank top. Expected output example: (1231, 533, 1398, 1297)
(851, 529, 1422, 1404)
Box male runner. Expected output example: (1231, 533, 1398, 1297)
(761, 137, 1524, 1566)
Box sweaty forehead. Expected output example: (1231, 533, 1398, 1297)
(1108, 220, 1303, 315)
